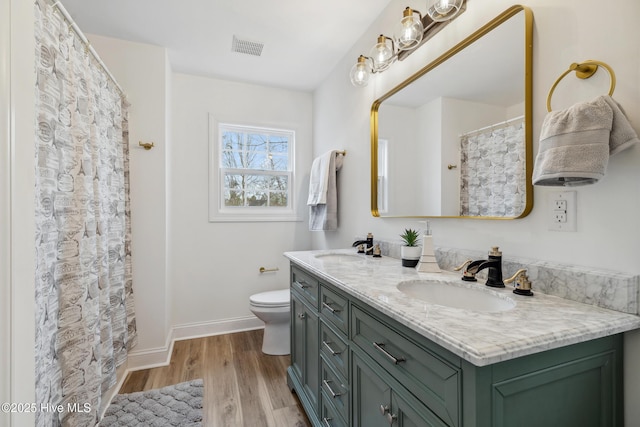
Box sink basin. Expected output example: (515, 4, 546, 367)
(314, 253, 363, 263)
(397, 280, 516, 312)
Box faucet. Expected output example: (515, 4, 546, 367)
(352, 233, 374, 254)
(453, 247, 504, 288)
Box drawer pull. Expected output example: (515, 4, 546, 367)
(322, 340, 342, 355)
(322, 301, 342, 313)
(295, 280, 311, 289)
(322, 417, 333, 427)
(323, 379, 345, 398)
(373, 342, 406, 365)
(297, 313, 306, 319)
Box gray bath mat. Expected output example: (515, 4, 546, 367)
(100, 379, 204, 426)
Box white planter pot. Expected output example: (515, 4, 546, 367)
(401, 246, 421, 267)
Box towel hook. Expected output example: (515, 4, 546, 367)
(546, 60, 616, 112)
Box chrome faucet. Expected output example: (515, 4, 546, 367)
(352, 233, 374, 254)
(454, 247, 504, 288)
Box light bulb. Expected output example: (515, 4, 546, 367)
(350, 56, 371, 87)
(394, 7, 423, 51)
(435, 0, 453, 14)
(369, 35, 395, 72)
(427, 0, 462, 22)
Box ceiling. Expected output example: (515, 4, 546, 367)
(59, 0, 394, 91)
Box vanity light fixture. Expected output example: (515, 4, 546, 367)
(349, 1, 467, 87)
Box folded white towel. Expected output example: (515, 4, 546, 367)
(533, 95, 638, 186)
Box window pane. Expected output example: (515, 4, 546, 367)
(270, 136, 288, 153)
(245, 151, 270, 170)
(269, 175, 288, 191)
(222, 131, 243, 151)
(247, 192, 267, 206)
(224, 173, 244, 189)
(269, 191, 288, 207)
(268, 154, 288, 171)
(221, 149, 244, 168)
(224, 189, 244, 206)
(247, 133, 268, 151)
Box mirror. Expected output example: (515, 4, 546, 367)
(371, 5, 533, 219)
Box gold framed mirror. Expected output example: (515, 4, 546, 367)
(371, 5, 533, 219)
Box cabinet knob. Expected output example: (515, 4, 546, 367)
(297, 313, 306, 319)
(379, 404, 390, 415)
(387, 412, 398, 424)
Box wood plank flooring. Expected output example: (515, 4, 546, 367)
(119, 329, 311, 427)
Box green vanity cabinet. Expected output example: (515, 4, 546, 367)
(288, 263, 624, 427)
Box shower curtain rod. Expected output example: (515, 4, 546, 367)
(459, 115, 524, 138)
(50, 0, 126, 98)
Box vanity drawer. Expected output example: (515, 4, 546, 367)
(320, 320, 349, 379)
(319, 393, 348, 427)
(351, 305, 460, 427)
(321, 356, 349, 424)
(320, 284, 349, 335)
(291, 266, 319, 309)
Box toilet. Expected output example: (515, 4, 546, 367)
(249, 289, 291, 355)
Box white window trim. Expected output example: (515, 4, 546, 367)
(208, 114, 302, 222)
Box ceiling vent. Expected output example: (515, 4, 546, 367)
(231, 35, 264, 57)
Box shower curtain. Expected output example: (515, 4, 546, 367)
(459, 118, 525, 217)
(34, 1, 137, 425)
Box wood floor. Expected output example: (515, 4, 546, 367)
(120, 329, 311, 427)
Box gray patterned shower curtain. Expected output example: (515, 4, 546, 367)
(34, 1, 137, 425)
(459, 118, 526, 217)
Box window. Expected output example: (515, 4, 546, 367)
(209, 116, 299, 222)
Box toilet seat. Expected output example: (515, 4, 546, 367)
(249, 289, 290, 308)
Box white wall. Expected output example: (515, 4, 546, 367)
(169, 73, 313, 328)
(88, 35, 172, 356)
(312, 0, 640, 424)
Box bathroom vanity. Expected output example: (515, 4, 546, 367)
(285, 249, 640, 427)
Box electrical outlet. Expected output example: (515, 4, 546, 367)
(554, 199, 567, 211)
(548, 191, 576, 232)
(553, 211, 567, 223)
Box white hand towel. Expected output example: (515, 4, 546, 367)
(307, 151, 334, 206)
(533, 95, 638, 186)
(308, 150, 344, 231)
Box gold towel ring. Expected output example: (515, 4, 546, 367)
(546, 60, 616, 112)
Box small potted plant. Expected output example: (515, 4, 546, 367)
(400, 228, 421, 267)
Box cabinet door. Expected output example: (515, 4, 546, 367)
(291, 292, 320, 414)
(390, 390, 449, 427)
(352, 352, 393, 427)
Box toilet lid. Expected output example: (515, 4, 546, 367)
(250, 289, 290, 307)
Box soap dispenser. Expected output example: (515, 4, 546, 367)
(415, 221, 441, 273)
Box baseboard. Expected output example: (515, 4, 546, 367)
(125, 315, 263, 372)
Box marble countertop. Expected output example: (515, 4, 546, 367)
(284, 249, 640, 366)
